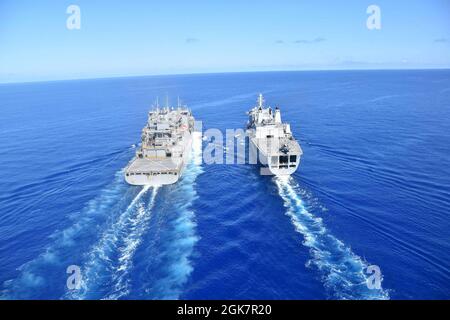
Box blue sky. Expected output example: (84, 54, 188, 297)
(0, 0, 449, 83)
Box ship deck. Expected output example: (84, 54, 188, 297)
(126, 158, 180, 173)
(252, 137, 303, 157)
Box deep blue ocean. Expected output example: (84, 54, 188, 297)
(0, 70, 449, 299)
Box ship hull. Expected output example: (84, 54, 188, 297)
(125, 171, 179, 186)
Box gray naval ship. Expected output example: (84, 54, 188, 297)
(125, 100, 195, 186)
(246, 94, 302, 175)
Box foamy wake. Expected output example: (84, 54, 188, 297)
(144, 132, 203, 299)
(1, 171, 129, 299)
(275, 176, 389, 300)
(67, 185, 158, 300)
(105, 186, 159, 299)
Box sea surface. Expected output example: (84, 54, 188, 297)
(0, 70, 449, 299)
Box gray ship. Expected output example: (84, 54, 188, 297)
(125, 100, 195, 186)
(246, 94, 302, 175)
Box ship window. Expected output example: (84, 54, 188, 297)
(271, 156, 278, 165)
(126, 173, 129, 176)
(280, 165, 288, 169)
(279, 156, 288, 164)
(166, 152, 172, 157)
(290, 155, 297, 163)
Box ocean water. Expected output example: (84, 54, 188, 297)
(0, 70, 449, 299)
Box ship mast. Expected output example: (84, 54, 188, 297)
(258, 93, 264, 108)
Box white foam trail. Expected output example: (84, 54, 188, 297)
(1, 171, 129, 299)
(147, 132, 203, 299)
(68, 185, 153, 300)
(275, 176, 389, 300)
(105, 186, 159, 299)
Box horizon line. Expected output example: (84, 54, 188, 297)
(1, 66, 450, 85)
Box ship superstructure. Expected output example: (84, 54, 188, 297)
(125, 100, 194, 185)
(246, 94, 302, 175)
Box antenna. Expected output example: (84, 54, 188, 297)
(165, 94, 169, 109)
(177, 96, 180, 107)
(156, 96, 159, 109)
(258, 93, 264, 108)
